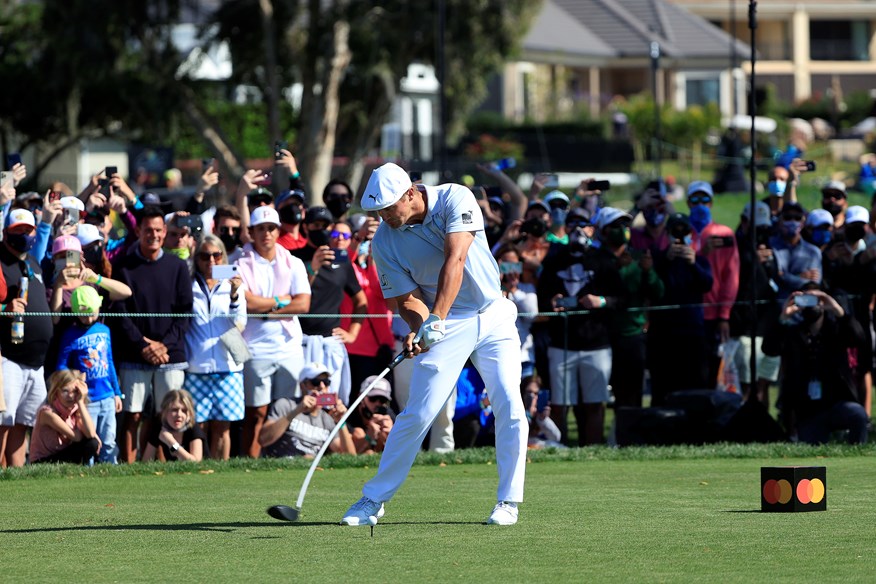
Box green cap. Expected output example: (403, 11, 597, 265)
(71, 285, 102, 314)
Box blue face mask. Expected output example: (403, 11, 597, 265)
(810, 229, 831, 247)
(550, 208, 568, 226)
(781, 220, 802, 239)
(644, 208, 666, 227)
(6, 232, 36, 254)
(689, 205, 712, 233)
(768, 180, 787, 196)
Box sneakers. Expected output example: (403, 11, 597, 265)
(340, 496, 385, 526)
(486, 501, 518, 525)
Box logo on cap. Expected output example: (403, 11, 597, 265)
(368, 193, 378, 201)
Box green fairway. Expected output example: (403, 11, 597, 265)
(2, 447, 874, 583)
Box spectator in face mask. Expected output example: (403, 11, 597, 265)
(275, 189, 308, 252)
(212, 205, 244, 263)
(631, 182, 673, 255)
(686, 181, 740, 388)
(823, 205, 876, 418)
(0, 209, 52, 467)
(730, 202, 781, 404)
(323, 179, 354, 222)
(291, 206, 367, 405)
(598, 208, 664, 409)
(537, 212, 625, 445)
(764, 288, 869, 444)
(646, 213, 714, 406)
(821, 181, 849, 231)
(801, 209, 834, 251)
(543, 191, 570, 245)
(768, 202, 822, 302)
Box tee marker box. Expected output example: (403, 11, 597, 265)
(761, 466, 826, 512)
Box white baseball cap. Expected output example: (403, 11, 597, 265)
(77, 223, 103, 246)
(595, 207, 633, 231)
(5, 208, 35, 231)
(686, 181, 714, 198)
(250, 206, 281, 227)
(361, 163, 413, 211)
(845, 205, 869, 225)
(805, 208, 833, 228)
(822, 180, 847, 196)
(742, 201, 771, 228)
(543, 190, 570, 208)
(300, 362, 331, 381)
(60, 196, 85, 211)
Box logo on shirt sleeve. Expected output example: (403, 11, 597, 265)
(380, 273, 391, 289)
(461, 210, 473, 224)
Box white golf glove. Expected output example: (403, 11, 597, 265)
(413, 314, 446, 349)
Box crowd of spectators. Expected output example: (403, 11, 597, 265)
(0, 148, 872, 468)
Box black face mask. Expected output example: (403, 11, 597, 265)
(83, 246, 103, 267)
(604, 225, 630, 248)
(218, 232, 240, 253)
(520, 217, 548, 238)
(845, 224, 866, 243)
(801, 305, 823, 325)
(822, 201, 844, 217)
(325, 197, 350, 220)
(278, 204, 303, 226)
(308, 228, 331, 247)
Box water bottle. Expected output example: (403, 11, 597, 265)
(492, 157, 516, 172)
(11, 276, 27, 345)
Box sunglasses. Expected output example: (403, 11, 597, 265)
(566, 219, 589, 229)
(308, 377, 330, 386)
(218, 226, 239, 235)
(783, 214, 804, 222)
(688, 195, 712, 205)
(822, 193, 846, 200)
(197, 251, 223, 261)
(548, 201, 569, 210)
(366, 395, 390, 405)
(330, 231, 352, 240)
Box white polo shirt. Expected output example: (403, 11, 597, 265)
(371, 183, 501, 314)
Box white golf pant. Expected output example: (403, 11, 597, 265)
(363, 297, 528, 503)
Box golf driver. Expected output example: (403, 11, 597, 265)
(267, 349, 409, 521)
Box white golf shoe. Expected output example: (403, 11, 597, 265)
(341, 496, 385, 526)
(486, 501, 518, 525)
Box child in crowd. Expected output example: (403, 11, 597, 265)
(29, 370, 100, 464)
(56, 285, 122, 463)
(141, 390, 207, 462)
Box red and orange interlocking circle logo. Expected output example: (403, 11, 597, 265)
(763, 478, 825, 505)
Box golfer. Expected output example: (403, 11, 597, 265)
(341, 163, 528, 527)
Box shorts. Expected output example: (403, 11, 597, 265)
(548, 346, 612, 406)
(243, 357, 302, 408)
(120, 367, 186, 414)
(733, 336, 781, 384)
(185, 372, 245, 423)
(1, 359, 46, 427)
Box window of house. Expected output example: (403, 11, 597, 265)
(810, 20, 871, 61)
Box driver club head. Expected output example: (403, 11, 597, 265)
(267, 505, 300, 522)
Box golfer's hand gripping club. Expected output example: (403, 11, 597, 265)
(413, 313, 445, 350)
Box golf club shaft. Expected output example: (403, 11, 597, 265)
(294, 350, 408, 510)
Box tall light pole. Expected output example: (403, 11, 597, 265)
(650, 41, 662, 180)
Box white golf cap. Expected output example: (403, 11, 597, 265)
(5, 208, 35, 231)
(60, 196, 85, 211)
(360, 375, 392, 400)
(742, 201, 771, 228)
(845, 205, 869, 224)
(822, 180, 847, 195)
(250, 206, 281, 227)
(543, 190, 570, 208)
(77, 223, 103, 246)
(595, 207, 632, 231)
(805, 208, 833, 228)
(300, 362, 331, 381)
(361, 163, 412, 211)
(687, 181, 714, 198)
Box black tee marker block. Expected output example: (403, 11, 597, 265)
(761, 466, 826, 512)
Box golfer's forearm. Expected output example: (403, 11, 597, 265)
(432, 260, 464, 320)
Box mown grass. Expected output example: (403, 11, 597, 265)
(2, 445, 874, 583)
